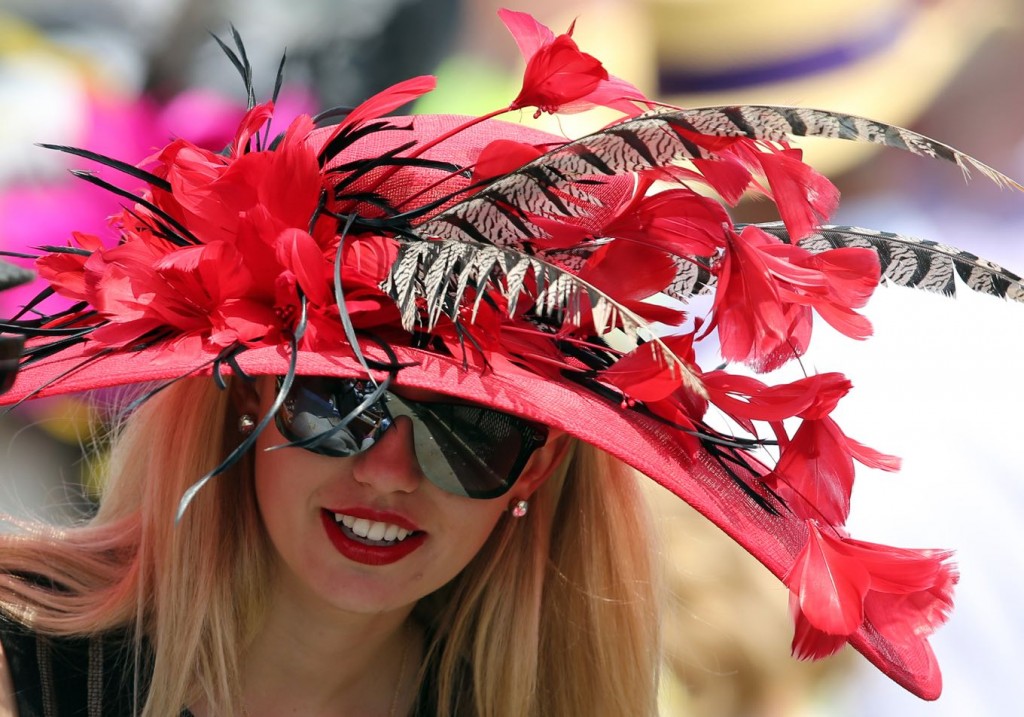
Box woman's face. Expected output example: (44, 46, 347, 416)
(247, 378, 559, 616)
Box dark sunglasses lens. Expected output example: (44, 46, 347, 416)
(386, 397, 537, 499)
(276, 378, 545, 499)
(276, 377, 382, 455)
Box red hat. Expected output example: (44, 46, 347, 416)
(2, 9, 1022, 700)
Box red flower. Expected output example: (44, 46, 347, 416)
(499, 9, 648, 118)
(786, 521, 957, 662)
(47, 106, 415, 356)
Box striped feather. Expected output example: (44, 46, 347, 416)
(673, 105, 1021, 189)
(382, 238, 703, 394)
(416, 105, 1019, 258)
(755, 222, 1024, 302)
(659, 223, 1024, 304)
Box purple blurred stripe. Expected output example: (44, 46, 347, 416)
(658, 10, 912, 94)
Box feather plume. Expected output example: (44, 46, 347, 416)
(418, 106, 1020, 258)
(757, 222, 1024, 302)
(658, 223, 1024, 304)
(382, 237, 703, 394)
(673, 105, 1022, 189)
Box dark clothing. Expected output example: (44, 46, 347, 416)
(0, 617, 440, 716)
(0, 618, 148, 717)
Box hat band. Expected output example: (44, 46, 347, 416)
(657, 9, 911, 93)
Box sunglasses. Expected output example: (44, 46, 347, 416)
(274, 376, 550, 499)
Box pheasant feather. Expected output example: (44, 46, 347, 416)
(382, 237, 703, 394)
(757, 222, 1024, 302)
(419, 106, 1020, 258)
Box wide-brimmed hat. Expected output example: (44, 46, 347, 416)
(3, 9, 1022, 701)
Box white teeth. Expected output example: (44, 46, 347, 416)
(352, 518, 371, 537)
(333, 513, 413, 543)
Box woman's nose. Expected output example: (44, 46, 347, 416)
(350, 415, 424, 494)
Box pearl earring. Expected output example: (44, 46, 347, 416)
(511, 499, 529, 518)
(238, 414, 256, 435)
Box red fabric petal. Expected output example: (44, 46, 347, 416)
(497, 8, 555, 59)
(277, 228, 330, 307)
(787, 521, 870, 636)
(756, 148, 840, 242)
(772, 418, 856, 525)
(599, 339, 692, 402)
(329, 75, 437, 138)
(471, 139, 545, 185)
(604, 188, 730, 256)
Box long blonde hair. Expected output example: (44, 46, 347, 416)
(0, 377, 661, 716)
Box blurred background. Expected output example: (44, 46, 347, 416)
(1, 0, 1022, 715)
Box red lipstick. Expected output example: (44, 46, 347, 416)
(320, 509, 425, 566)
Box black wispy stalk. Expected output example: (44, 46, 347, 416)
(39, 144, 172, 192)
(68, 171, 199, 245)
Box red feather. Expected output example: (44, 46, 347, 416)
(499, 9, 648, 117)
(786, 522, 957, 661)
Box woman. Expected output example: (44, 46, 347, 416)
(0, 8, 1018, 716)
(0, 374, 659, 716)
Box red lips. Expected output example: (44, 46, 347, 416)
(320, 509, 425, 566)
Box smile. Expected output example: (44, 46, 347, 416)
(334, 512, 414, 544)
(320, 509, 426, 566)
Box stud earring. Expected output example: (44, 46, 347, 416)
(511, 499, 529, 518)
(238, 414, 256, 435)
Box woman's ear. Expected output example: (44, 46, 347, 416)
(511, 429, 573, 500)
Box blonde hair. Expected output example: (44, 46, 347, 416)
(0, 378, 661, 716)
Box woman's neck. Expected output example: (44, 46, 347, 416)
(193, 575, 425, 717)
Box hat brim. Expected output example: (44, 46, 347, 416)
(3, 337, 942, 698)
